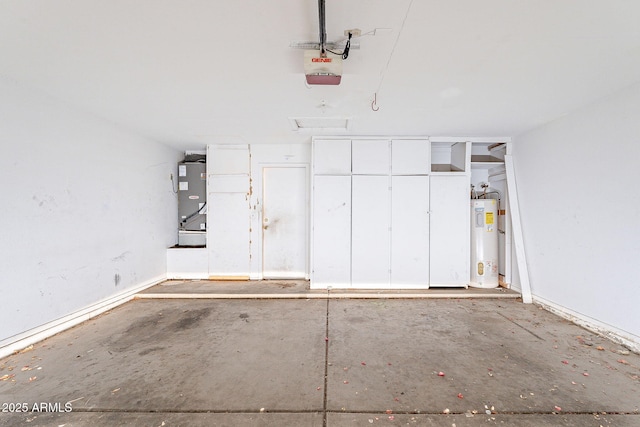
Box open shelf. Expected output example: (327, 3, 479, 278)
(431, 164, 465, 172)
(471, 155, 503, 163)
(470, 141, 506, 171)
(470, 155, 505, 170)
(430, 141, 468, 173)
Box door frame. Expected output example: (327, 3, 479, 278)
(260, 163, 310, 280)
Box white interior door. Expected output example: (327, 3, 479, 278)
(262, 166, 307, 279)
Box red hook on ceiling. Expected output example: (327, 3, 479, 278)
(371, 93, 380, 111)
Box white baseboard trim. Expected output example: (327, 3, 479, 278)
(534, 295, 640, 354)
(0, 275, 166, 359)
(136, 291, 520, 300)
(166, 272, 209, 280)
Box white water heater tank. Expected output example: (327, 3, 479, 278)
(470, 199, 499, 288)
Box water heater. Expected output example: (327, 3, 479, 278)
(470, 199, 499, 288)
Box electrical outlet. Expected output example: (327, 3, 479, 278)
(344, 28, 361, 37)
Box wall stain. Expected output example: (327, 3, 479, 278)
(112, 252, 131, 262)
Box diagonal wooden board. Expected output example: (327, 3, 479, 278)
(504, 155, 533, 304)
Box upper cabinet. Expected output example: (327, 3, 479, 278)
(313, 137, 433, 175)
(313, 139, 351, 175)
(391, 139, 430, 175)
(208, 144, 250, 175)
(352, 139, 390, 174)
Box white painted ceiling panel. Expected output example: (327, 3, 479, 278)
(1, 0, 639, 149)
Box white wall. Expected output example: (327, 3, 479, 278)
(513, 82, 640, 345)
(0, 78, 182, 347)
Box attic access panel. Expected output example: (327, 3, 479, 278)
(289, 117, 349, 131)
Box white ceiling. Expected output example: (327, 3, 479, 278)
(2, 0, 640, 150)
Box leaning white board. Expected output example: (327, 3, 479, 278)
(504, 155, 533, 304)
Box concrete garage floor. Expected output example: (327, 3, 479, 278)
(1, 283, 639, 426)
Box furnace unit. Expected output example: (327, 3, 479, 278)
(177, 160, 206, 246)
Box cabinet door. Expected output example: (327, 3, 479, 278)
(391, 139, 430, 175)
(208, 144, 250, 174)
(352, 140, 390, 175)
(429, 175, 470, 286)
(313, 139, 351, 175)
(311, 175, 351, 287)
(208, 191, 251, 277)
(351, 175, 390, 287)
(391, 176, 430, 287)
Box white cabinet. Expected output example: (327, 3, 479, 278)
(311, 139, 351, 288)
(429, 175, 470, 286)
(351, 175, 391, 287)
(352, 140, 390, 174)
(209, 145, 250, 174)
(208, 191, 251, 278)
(167, 247, 208, 280)
(392, 139, 430, 175)
(311, 137, 470, 289)
(350, 140, 392, 287)
(391, 176, 430, 287)
(313, 139, 351, 175)
(207, 144, 251, 279)
(311, 175, 351, 287)
(350, 175, 431, 288)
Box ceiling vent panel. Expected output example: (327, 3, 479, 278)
(289, 117, 350, 131)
